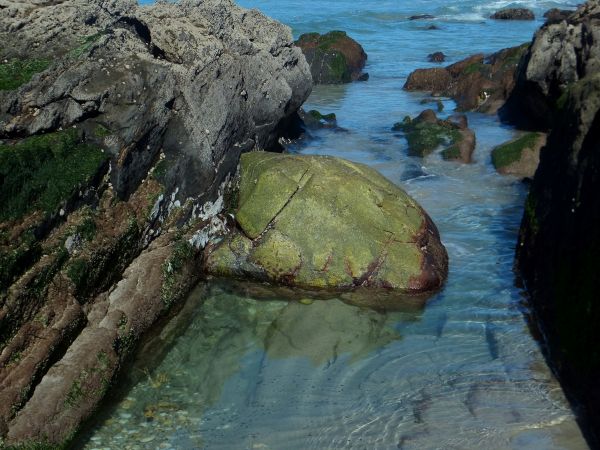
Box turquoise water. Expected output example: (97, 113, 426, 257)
(82, 1, 589, 449)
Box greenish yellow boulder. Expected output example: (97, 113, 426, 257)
(205, 152, 448, 293)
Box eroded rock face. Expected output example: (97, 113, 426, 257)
(0, 0, 312, 446)
(405, 44, 529, 113)
(500, 1, 600, 129)
(295, 31, 368, 84)
(0, 0, 311, 203)
(516, 73, 600, 448)
(205, 152, 448, 294)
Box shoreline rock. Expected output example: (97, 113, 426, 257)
(295, 31, 368, 84)
(500, 2, 598, 130)
(490, 8, 535, 20)
(392, 109, 476, 163)
(0, 0, 312, 446)
(491, 132, 546, 178)
(514, 2, 600, 446)
(205, 152, 448, 294)
(404, 43, 530, 113)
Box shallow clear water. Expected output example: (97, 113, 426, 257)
(83, 0, 589, 449)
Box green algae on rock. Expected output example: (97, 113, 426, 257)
(295, 31, 368, 84)
(0, 58, 50, 91)
(205, 152, 448, 294)
(393, 109, 476, 163)
(491, 132, 546, 178)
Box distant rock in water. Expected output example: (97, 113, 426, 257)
(490, 8, 535, 20)
(295, 30, 368, 84)
(392, 109, 475, 163)
(501, 1, 600, 130)
(409, 14, 436, 20)
(428, 52, 446, 63)
(205, 152, 448, 294)
(543, 8, 575, 23)
(514, 2, 600, 446)
(0, 0, 311, 447)
(405, 43, 530, 113)
(491, 132, 546, 178)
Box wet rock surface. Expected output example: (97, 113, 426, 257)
(0, 0, 311, 446)
(517, 71, 600, 449)
(514, 3, 600, 446)
(392, 109, 476, 163)
(405, 44, 530, 113)
(205, 152, 448, 294)
(295, 30, 368, 84)
(491, 132, 546, 178)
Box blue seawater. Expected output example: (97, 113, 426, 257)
(82, 1, 590, 449)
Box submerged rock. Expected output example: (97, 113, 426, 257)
(392, 109, 476, 163)
(295, 31, 368, 84)
(490, 8, 535, 20)
(428, 52, 446, 63)
(298, 108, 338, 129)
(205, 152, 448, 294)
(405, 44, 529, 113)
(491, 132, 546, 178)
(500, 1, 600, 130)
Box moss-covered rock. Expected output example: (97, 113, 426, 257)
(491, 132, 546, 178)
(0, 129, 108, 222)
(298, 108, 338, 130)
(0, 58, 50, 91)
(405, 43, 530, 114)
(205, 152, 448, 294)
(295, 31, 367, 84)
(392, 109, 475, 162)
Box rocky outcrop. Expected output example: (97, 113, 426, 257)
(404, 44, 529, 113)
(0, 0, 311, 446)
(490, 8, 534, 20)
(295, 31, 368, 84)
(392, 109, 476, 163)
(500, 1, 600, 130)
(205, 152, 448, 294)
(491, 132, 546, 178)
(515, 2, 600, 446)
(516, 72, 600, 449)
(543, 8, 575, 24)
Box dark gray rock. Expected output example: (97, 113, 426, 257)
(490, 8, 534, 20)
(0, 0, 312, 207)
(500, 1, 600, 130)
(427, 52, 446, 63)
(516, 72, 600, 449)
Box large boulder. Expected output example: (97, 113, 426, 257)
(516, 72, 600, 448)
(295, 31, 368, 84)
(392, 109, 476, 163)
(490, 8, 535, 20)
(404, 44, 529, 113)
(205, 152, 448, 294)
(500, 1, 600, 130)
(0, 0, 312, 446)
